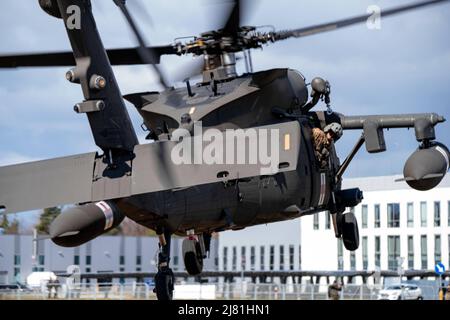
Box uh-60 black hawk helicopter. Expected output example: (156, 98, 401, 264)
(1, 0, 449, 300)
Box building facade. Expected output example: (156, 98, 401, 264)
(218, 219, 302, 272)
(301, 174, 450, 272)
(0, 235, 218, 284)
(218, 174, 450, 276)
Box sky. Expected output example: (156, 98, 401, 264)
(0, 0, 449, 224)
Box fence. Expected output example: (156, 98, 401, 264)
(0, 281, 444, 300)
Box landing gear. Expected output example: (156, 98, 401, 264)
(182, 230, 208, 276)
(338, 212, 359, 251)
(154, 229, 175, 300)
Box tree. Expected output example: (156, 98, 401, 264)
(1, 215, 20, 234)
(104, 218, 156, 236)
(0, 214, 9, 230)
(5, 218, 19, 234)
(36, 207, 61, 234)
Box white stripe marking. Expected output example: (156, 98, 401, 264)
(318, 173, 326, 206)
(436, 146, 449, 171)
(95, 201, 114, 230)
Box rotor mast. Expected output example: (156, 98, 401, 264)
(202, 52, 237, 83)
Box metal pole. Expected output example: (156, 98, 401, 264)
(247, 50, 254, 73)
(336, 134, 365, 183)
(360, 283, 363, 300)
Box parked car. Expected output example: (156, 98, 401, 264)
(0, 282, 32, 293)
(378, 284, 423, 300)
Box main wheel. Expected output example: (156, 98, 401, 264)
(342, 212, 359, 251)
(155, 269, 174, 300)
(183, 238, 203, 275)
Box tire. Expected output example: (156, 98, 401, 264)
(182, 238, 204, 275)
(155, 271, 174, 300)
(342, 212, 359, 251)
(417, 296, 423, 300)
(184, 251, 203, 275)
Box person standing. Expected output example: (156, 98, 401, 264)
(328, 279, 343, 300)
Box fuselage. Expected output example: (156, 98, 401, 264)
(118, 69, 340, 235)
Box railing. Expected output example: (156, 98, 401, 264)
(0, 282, 445, 300)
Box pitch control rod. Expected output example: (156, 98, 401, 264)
(335, 133, 365, 183)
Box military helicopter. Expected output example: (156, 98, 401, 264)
(0, 0, 449, 300)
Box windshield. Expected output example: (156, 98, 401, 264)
(387, 286, 402, 290)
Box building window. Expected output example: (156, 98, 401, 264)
(325, 211, 331, 230)
(223, 247, 228, 271)
(173, 256, 178, 268)
(119, 255, 125, 265)
(269, 246, 275, 271)
(74, 255, 80, 265)
(434, 201, 441, 227)
(387, 203, 400, 228)
(279, 246, 284, 271)
(435, 235, 441, 264)
(289, 245, 294, 270)
(388, 236, 400, 270)
(250, 246, 255, 270)
(421, 235, 427, 269)
(350, 252, 356, 270)
(241, 247, 246, 270)
(362, 205, 368, 229)
(448, 201, 450, 227)
(86, 267, 91, 273)
(86, 255, 91, 265)
(313, 214, 319, 230)
(136, 267, 141, 272)
(407, 236, 414, 269)
(14, 255, 20, 265)
(407, 203, 414, 228)
(448, 235, 450, 269)
(298, 245, 302, 270)
(375, 236, 381, 267)
(14, 267, 20, 277)
(232, 247, 237, 271)
(136, 256, 141, 265)
(420, 202, 427, 227)
(362, 237, 368, 270)
(260, 247, 265, 271)
(38, 255, 45, 265)
(374, 204, 380, 228)
(337, 239, 343, 270)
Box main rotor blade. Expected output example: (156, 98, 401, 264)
(274, 0, 450, 41)
(0, 46, 176, 68)
(222, 0, 241, 35)
(113, 0, 169, 89)
(218, 0, 255, 35)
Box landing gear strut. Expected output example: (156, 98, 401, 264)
(182, 230, 208, 276)
(154, 229, 175, 300)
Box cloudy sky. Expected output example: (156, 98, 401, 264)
(0, 0, 449, 222)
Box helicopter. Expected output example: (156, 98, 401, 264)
(0, 0, 449, 300)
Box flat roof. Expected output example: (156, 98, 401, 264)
(342, 173, 450, 192)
